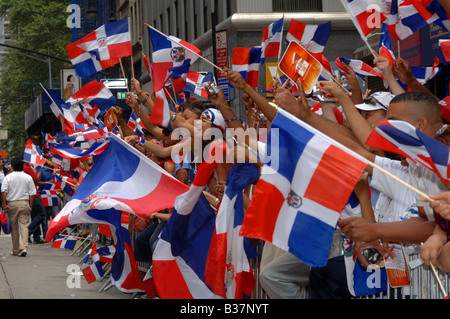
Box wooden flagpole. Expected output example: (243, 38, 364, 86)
(119, 58, 130, 92)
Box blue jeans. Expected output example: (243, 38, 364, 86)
(28, 197, 47, 240)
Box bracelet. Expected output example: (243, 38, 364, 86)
(225, 116, 237, 123)
(170, 113, 176, 122)
(136, 91, 143, 96)
(141, 94, 150, 105)
(134, 136, 146, 147)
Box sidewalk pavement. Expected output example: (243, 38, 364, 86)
(0, 234, 130, 299)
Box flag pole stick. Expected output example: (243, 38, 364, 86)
(131, 54, 135, 80)
(119, 58, 130, 92)
(397, 40, 401, 59)
(164, 87, 177, 106)
(146, 24, 224, 72)
(421, 243, 449, 299)
(367, 161, 434, 202)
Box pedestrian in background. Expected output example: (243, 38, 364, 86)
(1, 157, 36, 257)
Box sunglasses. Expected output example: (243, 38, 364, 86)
(362, 96, 388, 110)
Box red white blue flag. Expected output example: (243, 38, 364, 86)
(204, 163, 259, 299)
(336, 57, 382, 79)
(286, 20, 331, 56)
(66, 39, 119, 78)
(45, 134, 189, 241)
(387, 0, 438, 40)
(240, 109, 368, 267)
(366, 120, 450, 185)
(51, 235, 83, 250)
(23, 139, 47, 167)
(231, 47, 262, 88)
(148, 25, 201, 92)
(127, 111, 145, 137)
(152, 161, 221, 299)
(261, 18, 284, 64)
(340, 0, 387, 37)
(76, 18, 132, 61)
(81, 241, 104, 283)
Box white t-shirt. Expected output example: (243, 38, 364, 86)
(407, 159, 448, 222)
(1, 171, 36, 202)
(370, 156, 418, 223)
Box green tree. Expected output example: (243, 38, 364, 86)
(0, 0, 71, 157)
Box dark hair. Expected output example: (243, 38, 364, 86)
(11, 157, 24, 172)
(390, 91, 442, 124)
(179, 100, 205, 116)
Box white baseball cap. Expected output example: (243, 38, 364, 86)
(201, 108, 226, 133)
(355, 91, 395, 112)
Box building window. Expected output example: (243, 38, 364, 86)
(273, 0, 322, 12)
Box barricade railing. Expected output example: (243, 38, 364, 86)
(250, 241, 449, 300)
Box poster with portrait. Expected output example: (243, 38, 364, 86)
(278, 41, 323, 94)
(61, 69, 82, 100)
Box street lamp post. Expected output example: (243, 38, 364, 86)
(0, 50, 53, 88)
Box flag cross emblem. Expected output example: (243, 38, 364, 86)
(97, 37, 108, 48)
(171, 47, 185, 62)
(287, 189, 302, 208)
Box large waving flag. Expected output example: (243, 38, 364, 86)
(240, 109, 368, 267)
(336, 57, 382, 79)
(45, 134, 189, 242)
(365, 120, 450, 185)
(231, 47, 262, 88)
(49, 139, 109, 162)
(152, 161, 221, 299)
(76, 18, 132, 61)
(148, 25, 202, 92)
(261, 18, 284, 64)
(286, 20, 331, 56)
(425, 0, 450, 32)
(204, 163, 259, 299)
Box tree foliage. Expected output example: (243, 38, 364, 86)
(0, 0, 71, 156)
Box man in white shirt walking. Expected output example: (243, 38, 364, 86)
(1, 157, 36, 257)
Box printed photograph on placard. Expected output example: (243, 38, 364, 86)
(278, 41, 323, 94)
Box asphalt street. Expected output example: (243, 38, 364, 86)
(0, 233, 130, 299)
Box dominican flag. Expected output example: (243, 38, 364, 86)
(152, 161, 221, 299)
(411, 57, 441, 84)
(335, 57, 382, 79)
(51, 235, 83, 250)
(97, 244, 116, 263)
(231, 47, 262, 88)
(366, 120, 450, 185)
(81, 241, 104, 283)
(379, 23, 396, 66)
(39, 190, 60, 207)
(340, 0, 387, 37)
(150, 89, 173, 130)
(178, 71, 215, 98)
(76, 18, 132, 61)
(127, 111, 145, 137)
(45, 134, 189, 242)
(23, 139, 47, 167)
(148, 25, 202, 92)
(240, 109, 368, 267)
(69, 79, 117, 119)
(204, 163, 259, 299)
(66, 40, 119, 79)
(43, 87, 90, 134)
(260, 18, 284, 64)
(49, 139, 110, 162)
(387, 0, 438, 41)
(286, 20, 331, 56)
(426, 0, 450, 32)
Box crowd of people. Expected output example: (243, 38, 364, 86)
(2, 45, 450, 299)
